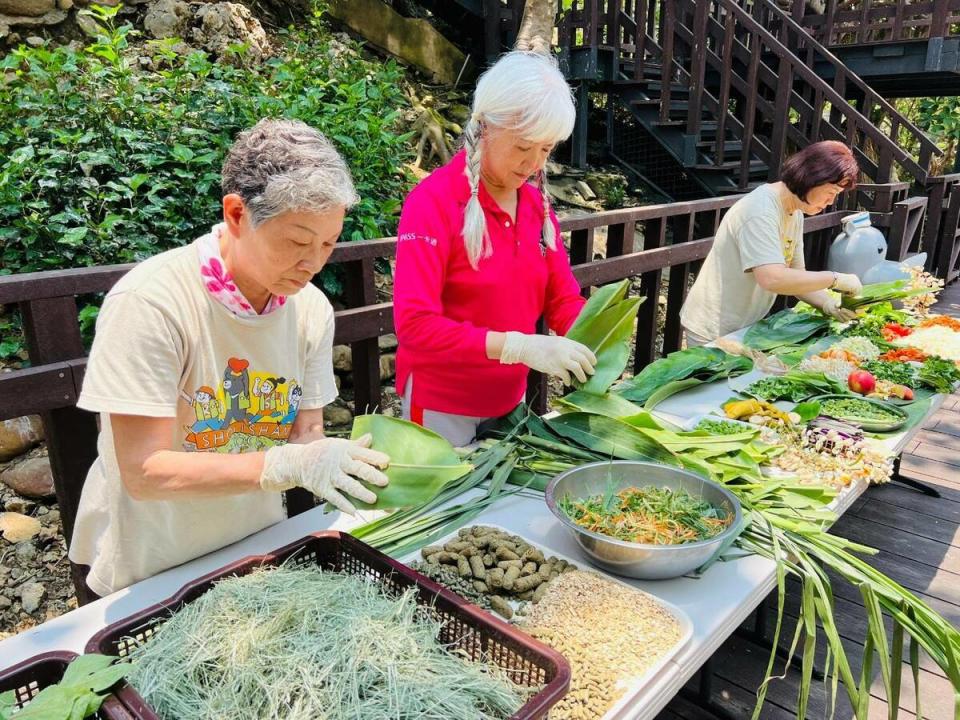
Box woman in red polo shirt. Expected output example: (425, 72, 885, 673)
(393, 51, 594, 446)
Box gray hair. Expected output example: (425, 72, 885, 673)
(221, 118, 359, 227)
(463, 51, 576, 268)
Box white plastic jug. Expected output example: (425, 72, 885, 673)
(827, 211, 887, 279)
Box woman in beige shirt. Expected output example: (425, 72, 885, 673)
(681, 141, 864, 345)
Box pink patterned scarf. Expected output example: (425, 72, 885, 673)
(196, 224, 286, 316)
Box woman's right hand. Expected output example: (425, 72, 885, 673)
(259, 434, 390, 514)
(831, 272, 863, 296)
(500, 331, 597, 384)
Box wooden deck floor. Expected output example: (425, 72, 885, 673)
(658, 285, 960, 720)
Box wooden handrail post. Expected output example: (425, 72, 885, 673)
(19, 296, 100, 606)
(931, 0, 950, 37)
(685, 0, 710, 136)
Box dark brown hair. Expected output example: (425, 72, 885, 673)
(780, 141, 859, 201)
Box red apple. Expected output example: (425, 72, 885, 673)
(848, 370, 876, 395)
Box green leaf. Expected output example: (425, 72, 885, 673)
(546, 412, 678, 465)
(793, 401, 822, 422)
(0, 690, 16, 719)
(615, 347, 752, 404)
(643, 376, 713, 410)
(566, 280, 643, 394)
(350, 415, 472, 510)
(555, 389, 645, 418)
(743, 309, 830, 351)
(61, 654, 116, 685)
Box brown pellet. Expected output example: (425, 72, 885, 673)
(469, 554, 486, 579)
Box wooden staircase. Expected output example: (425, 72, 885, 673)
(558, 0, 943, 195)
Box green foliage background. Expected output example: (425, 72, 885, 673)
(0, 4, 413, 291)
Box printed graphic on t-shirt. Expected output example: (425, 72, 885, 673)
(180, 356, 301, 452)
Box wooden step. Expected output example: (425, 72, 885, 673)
(691, 160, 767, 172)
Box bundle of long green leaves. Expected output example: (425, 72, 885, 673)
(124, 566, 526, 720)
(841, 280, 939, 310)
(564, 279, 644, 394)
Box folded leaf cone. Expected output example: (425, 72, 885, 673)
(350, 415, 472, 510)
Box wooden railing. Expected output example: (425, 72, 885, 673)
(0, 190, 927, 606)
(557, 0, 942, 187)
(790, 0, 960, 46)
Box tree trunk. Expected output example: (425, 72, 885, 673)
(515, 0, 556, 55)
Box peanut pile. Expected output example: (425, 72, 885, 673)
(519, 570, 683, 720)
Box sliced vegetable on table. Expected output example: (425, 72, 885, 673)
(894, 325, 960, 362)
(123, 566, 528, 720)
(814, 395, 908, 431)
(558, 484, 733, 545)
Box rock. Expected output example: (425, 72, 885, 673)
(143, 0, 190, 40)
(378, 334, 398, 352)
(0, 416, 43, 462)
(379, 353, 396, 382)
(1, 455, 55, 499)
(323, 404, 354, 428)
(0, 512, 40, 543)
(191, 2, 270, 62)
(332, 345, 352, 373)
(19, 582, 44, 614)
(575, 180, 596, 201)
(40, 509, 59, 526)
(0, 595, 11, 610)
(55, 0, 71, 9)
(327, 0, 468, 84)
(75, 10, 101, 36)
(3, 498, 35, 515)
(0, 0, 54, 17)
(24, 34, 42, 45)
(14, 541, 36, 561)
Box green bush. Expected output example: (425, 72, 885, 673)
(0, 4, 413, 290)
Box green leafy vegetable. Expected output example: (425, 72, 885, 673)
(860, 360, 916, 387)
(743, 309, 830, 351)
(565, 280, 644, 394)
(917, 356, 960, 394)
(841, 280, 938, 310)
(615, 347, 752, 404)
(0, 654, 129, 720)
(350, 415, 472, 510)
(695, 418, 756, 435)
(745, 371, 846, 402)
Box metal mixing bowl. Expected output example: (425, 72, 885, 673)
(545, 461, 742, 580)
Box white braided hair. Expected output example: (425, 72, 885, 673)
(462, 51, 577, 269)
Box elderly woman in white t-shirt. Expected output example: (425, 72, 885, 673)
(69, 119, 390, 597)
(680, 141, 864, 345)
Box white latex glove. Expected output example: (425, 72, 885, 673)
(500, 331, 597, 385)
(831, 272, 863, 296)
(820, 295, 857, 322)
(259, 434, 390, 515)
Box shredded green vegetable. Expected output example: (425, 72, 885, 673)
(559, 484, 732, 545)
(124, 566, 527, 720)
